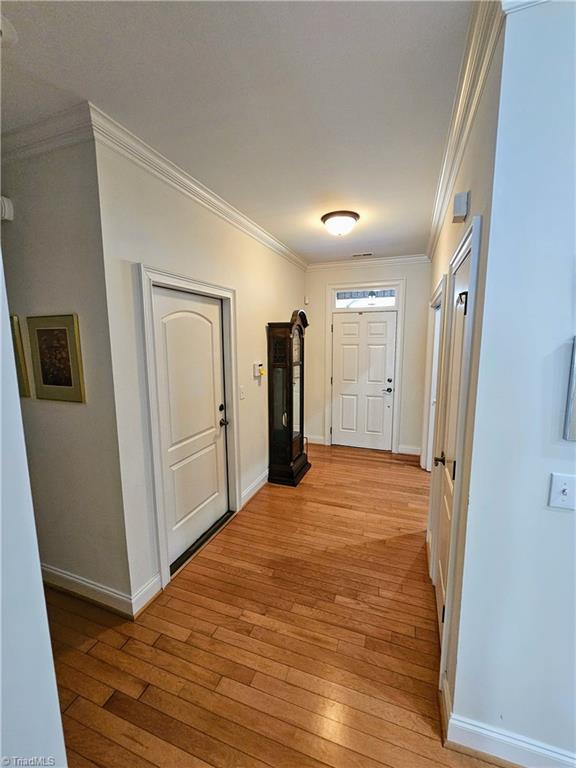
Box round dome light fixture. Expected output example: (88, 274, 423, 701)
(321, 210, 360, 236)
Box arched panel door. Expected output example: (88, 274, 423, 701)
(153, 287, 228, 567)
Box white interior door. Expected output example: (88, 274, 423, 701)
(434, 256, 471, 633)
(331, 311, 397, 450)
(153, 287, 228, 567)
(425, 308, 442, 472)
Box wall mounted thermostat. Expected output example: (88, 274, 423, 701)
(253, 363, 265, 379)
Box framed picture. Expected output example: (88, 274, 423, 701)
(564, 336, 576, 441)
(27, 314, 86, 402)
(10, 315, 31, 398)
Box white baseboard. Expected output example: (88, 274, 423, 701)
(240, 469, 268, 508)
(42, 563, 161, 617)
(398, 444, 421, 456)
(131, 573, 162, 614)
(447, 714, 576, 768)
(306, 434, 327, 445)
(425, 530, 433, 577)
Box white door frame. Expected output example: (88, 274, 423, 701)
(437, 217, 483, 705)
(424, 275, 447, 577)
(421, 277, 446, 471)
(323, 278, 406, 452)
(139, 265, 241, 588)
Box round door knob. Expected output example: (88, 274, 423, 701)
(219, 418, 229, 427)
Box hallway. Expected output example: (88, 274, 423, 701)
(47, 445, 493, 768)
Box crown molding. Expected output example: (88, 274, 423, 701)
(306, 254, 429, 272)
(87, 105, 307, 270)
(427, 2, 504, 259)
(501, 0, 548, 14)
(2, 102, 306, 271)
(2, 102, 93, 164)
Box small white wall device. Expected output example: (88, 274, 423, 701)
(453, 190, 470, 223)
(253, 362, 265, 379)
(1, 196, 14, 221)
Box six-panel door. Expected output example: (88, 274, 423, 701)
(331, 311, 397, 450)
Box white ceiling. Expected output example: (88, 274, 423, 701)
(2, 1, 471, 263)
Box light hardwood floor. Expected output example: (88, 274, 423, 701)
(47, 444, 495, 768)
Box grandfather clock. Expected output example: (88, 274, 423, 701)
(267, 309, 311, 486)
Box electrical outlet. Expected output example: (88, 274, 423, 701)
(239, 385, 246, 401)
(548, 473, 576, 510)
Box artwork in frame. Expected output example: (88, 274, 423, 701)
(10, 315, 31, 398)
(27, 314, 86, 402)
(564, 335, 576, 441)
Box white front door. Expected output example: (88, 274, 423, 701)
(435, 256, 470, 632)
(331, 311, 397, 450)
(153, 287, 228, 567)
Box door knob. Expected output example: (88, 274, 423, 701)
(434, 452, 446, 466)
(383, 387, 393, 393)
(219, 418, 229, 427)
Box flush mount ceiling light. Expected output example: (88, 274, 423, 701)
(321, 210, 360, 236)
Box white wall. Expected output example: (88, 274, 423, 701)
(2, 141, 131, 596)
(451, 2, 576, 762)
(0, 267, 67, 766)
(304, 259, 431, 453)
(93, 140, 306, 599)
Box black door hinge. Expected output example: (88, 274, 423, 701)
(331, 323, 334, 333)
(457, 290, 469, 316)
(452, 460, 457, 481)
(442, 605, 446, 623)
(330, 376, 333, 386)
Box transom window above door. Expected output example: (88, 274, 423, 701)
(334, 288, 397, 310)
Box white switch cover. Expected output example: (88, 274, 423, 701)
(548, 473, 576, 510)
(239, 385, 246, 401)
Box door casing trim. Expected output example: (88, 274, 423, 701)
(424, 274, 448, 581)
(323, 278, 406, 452)
(436, 217, 483, 705)
(139, 265, 241, 588)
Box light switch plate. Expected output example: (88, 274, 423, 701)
(239, 385, 246, 401)
(548, 473, 576, 510)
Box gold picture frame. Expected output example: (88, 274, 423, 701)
(10, 315, 31, 398)
(27, 314, 86, 402)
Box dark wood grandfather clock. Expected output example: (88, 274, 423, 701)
(267, 309, 311, 486)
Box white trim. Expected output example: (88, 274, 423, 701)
(240, 470, 268, 508)
(440, 672, 453, 734)
(2, 103, 93, 164)
(420, 277, 446, 470)
(427, 3, 503, 258)
(89, 105, 306, 271)
(424, 275, 448, 584)
(398, 444, 421, 456)
(2, 102, 306, 271)
(447, 715, 576, 768)
(139, 265, 242, 589)
(306, 434, 328, 445)
(439, 218, 483, 697)
(41, 563, 161, 617)
(306, 254, 428, 272)
(501, 0, 549, 14)
(324, 279, 406, 453)
(131, 574, 163, 615)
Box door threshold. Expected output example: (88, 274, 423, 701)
(169, 510, 235, 576)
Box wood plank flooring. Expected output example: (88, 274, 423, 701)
(47, 445, 495, 768)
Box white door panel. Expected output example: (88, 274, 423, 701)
(434, 256, 470, 634)
(332, 311, 397, 450)
(153, 287, 228, 566)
